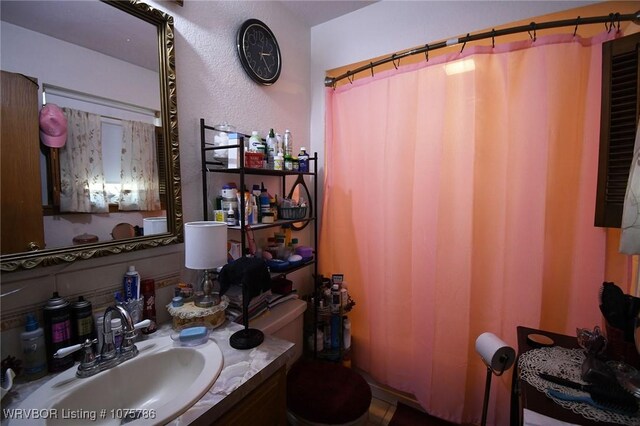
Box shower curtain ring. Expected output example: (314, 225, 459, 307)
(491, 29, 496, 48)
(392, 54, 400, 69)
(370, 63, 374, 78)
(616, 13, 621, 32)
(347, 72, 354, 84)
(424, 44, 429, 62)
(573, 16, 580, 37)
(528, 23, 536, 42)
(460, 33, 469, 53)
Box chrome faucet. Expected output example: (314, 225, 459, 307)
(53, 304, 150, 378)
(101, 304, 137, 364)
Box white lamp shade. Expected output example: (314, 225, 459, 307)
(143, 217, 167, 235)
(184, 221, 228, 270)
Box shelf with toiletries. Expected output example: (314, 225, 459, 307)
(225, 217, 315, 231)
(199, 119, 318, 283)
(308, 274, 354, 362)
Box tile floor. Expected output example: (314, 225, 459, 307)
(366, 397, 397, 425)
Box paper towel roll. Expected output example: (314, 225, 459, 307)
(475, 332, 515, 373)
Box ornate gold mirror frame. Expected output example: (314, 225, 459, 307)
(1, 0, 182, 272)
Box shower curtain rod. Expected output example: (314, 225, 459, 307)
(324, 11, 640, 87)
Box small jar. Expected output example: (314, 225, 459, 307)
(274, 152, 284, 171)
(262, 212, 275, 223)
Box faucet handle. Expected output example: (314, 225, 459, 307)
(54, 342, 83, 358)
(76, 338, 100, 378)
(54, 338, 98, 359)
(54, 344, 82, 359)
(134, 319, 151, 330)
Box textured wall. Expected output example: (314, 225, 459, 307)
(1, 0, 594, 366)
(0, 0, 311, 362)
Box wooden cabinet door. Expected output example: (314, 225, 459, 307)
(1, 70, 44, 254)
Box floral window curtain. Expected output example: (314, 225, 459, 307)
(119, 120, 160, 211)
(59, 107, 108, 213)
(321, 32, 618, 425)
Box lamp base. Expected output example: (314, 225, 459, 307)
(194, 293, 220, 308)
(230, 328, 264, 350)
(194, 269, 220, 308)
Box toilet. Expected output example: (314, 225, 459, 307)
(250, 298, 372, 425)
(249, 298, 307, 368)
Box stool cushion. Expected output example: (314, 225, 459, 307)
(287, 360, 372, 424)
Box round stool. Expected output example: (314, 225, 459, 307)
(287, 359, 372, 426)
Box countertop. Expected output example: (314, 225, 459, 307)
(1, 320, 295, 425)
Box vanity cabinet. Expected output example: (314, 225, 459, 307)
(210, 365, 287, 426)
(1, 71, 45, 254)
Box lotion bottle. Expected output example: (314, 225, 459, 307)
(21, 313, 47, 380)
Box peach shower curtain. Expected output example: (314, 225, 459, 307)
(320, 32, 618, 425)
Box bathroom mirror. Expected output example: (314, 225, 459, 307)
(0, 0, 182, 272)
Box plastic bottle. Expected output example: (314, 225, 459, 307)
(252, 184, 262, 223)
(123, 266, 140, 302)
(282, 224, 292, 246)
(315, 328, 324, 352)
(331, 314, 340, 349)
(331, 284, 341, 314)
(266, 129, 277, 167)
(249, 131, 262, 152)
(111, 318, 123, 351)
(283, 129, 293, 156)
(94, 312, 104, 354)
(227, 204, 236, 226)
(284, 154, 293, 171)
(298, 147, 309, 173)
(323, 322, 331, 348)
(343, 316, 351, 350)
(260, 185, 271, 216)
(251, 192, 259, 225)
(274, 151, 284, 171)
(21, 313, 47, 380)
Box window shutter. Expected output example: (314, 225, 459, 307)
(595, 32, 640, 228)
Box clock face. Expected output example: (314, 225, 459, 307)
(237, 19, 281, 86)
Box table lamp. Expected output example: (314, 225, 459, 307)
(184, 221, 228, 308)
(475, 332, 515, 426)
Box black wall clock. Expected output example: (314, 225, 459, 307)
(236, 19, 282, 86)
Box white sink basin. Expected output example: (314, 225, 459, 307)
(12, 334, 223, 425)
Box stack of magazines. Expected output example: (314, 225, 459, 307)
(225, 285, 298, 323)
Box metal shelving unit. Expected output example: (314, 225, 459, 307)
(199, 118, 318, 280)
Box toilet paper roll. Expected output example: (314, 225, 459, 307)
(475, 332, 516, 373)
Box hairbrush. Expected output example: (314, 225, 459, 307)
(547, 388, 637, 416)
(539, 372, 638, 415)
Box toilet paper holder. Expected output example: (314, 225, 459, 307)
(475, 332, 516, 426)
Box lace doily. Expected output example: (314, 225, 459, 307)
(166, 295, 229, 319)
(519, 347, 640, 425)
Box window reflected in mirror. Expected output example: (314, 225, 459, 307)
(0, 0, 182, 270)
